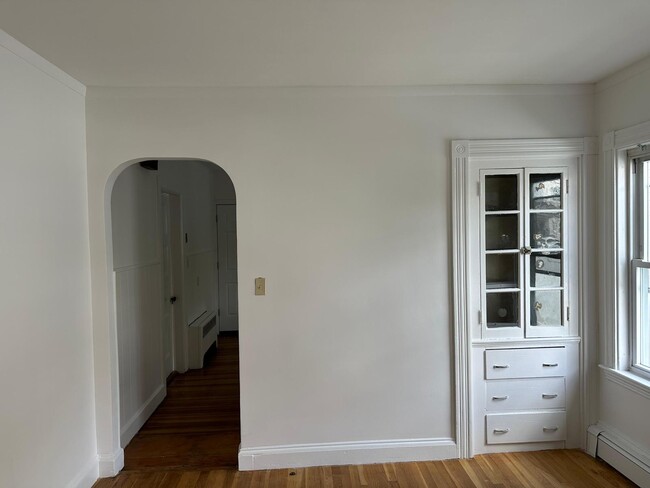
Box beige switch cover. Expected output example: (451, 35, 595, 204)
(255, 277, 266, 296)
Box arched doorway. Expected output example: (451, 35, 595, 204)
(108, 158, 240, 470)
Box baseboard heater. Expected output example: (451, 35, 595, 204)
(588, 425, 650, 487)
(188, 311, 218, 369)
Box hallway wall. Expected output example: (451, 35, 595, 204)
(0, 32, 96, 488)
(86, 84, 596, 469)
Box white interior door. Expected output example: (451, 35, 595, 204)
(161, 194, 174, 377)
(217, 204, 239, 331)
(162, 192, 186, 373)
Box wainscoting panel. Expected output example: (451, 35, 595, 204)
(115, 262, 165, 447)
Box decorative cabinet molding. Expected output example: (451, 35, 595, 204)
(452, 138, 596, 456)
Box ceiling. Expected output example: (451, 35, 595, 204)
(1, 0, 649, 87)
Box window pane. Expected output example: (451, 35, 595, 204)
(486, 253, 518, 290)
(486, 175, 518, 211)
(636, 266, 650, 370)
(487, 292, 520, 328)
(486, 215, 518, 250)
(531, 252, 562, 288)
(530, 173, 562, 210)
(530, 290, 562, 327)
(531, 213, 562, 249)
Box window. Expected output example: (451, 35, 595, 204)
(630, 146, 650, 377)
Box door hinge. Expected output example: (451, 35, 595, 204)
(567, 307, 570, 322)
(477, 181, 481, 196)
(478, 310, 482, 324)
(566, 179, 569, 194)
(218, 308, 221, 317)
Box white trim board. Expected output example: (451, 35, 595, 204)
(65, 457, 98, 488)
(238, 438, 456, 471)
(98, 448, 124, 478)
(0, 28, 85, 95)
(120, 383, 166, 448)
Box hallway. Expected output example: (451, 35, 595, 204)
(123, 333, 240, 471)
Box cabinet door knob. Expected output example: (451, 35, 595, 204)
(543, 426, 559, 432)
(493, 428, 510, 434)
(493, 364, 509, 369)
(542, 363, 558, 367)
(542, 393, 558, 399)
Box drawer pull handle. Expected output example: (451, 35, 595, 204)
(543, 426, 559, 432)
(542, 393, 558, 399)
(492, 395, 509, 401)
(542, 363, 559, 367)
(493, 428, 510, 434)
(493, 364, 510, 369)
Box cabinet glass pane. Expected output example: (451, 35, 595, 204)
(485, 175, 518, 211)
(530, 213, 562, 249)
(486, 253, 519, 289)
(530, 173, 562, 209)
(530, 252, 562, 288)
(487, 292, 520, 328)
(486, 215, 519, 250)
(530, 290, 562, 326)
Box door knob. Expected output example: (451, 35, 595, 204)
(170, 296, 177, 304)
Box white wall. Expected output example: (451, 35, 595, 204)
(111, 164, 165, 447)
(0, 33, 97, 488)
(596, 55, 650, 455)
(86, 85, 595, 468)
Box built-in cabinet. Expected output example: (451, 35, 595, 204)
(454, 139, 593, 456)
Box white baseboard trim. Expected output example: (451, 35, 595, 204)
(120, 383, 166, 448)
(98, 448, 124, 478)
(65, 457, 99, 488)
(589, 422, 650, 487)
(238, 437, 456, 471)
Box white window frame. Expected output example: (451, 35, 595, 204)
(601, 120, 650, 385)
(629, 146, 650, 380)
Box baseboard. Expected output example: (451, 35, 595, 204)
(120, 383, 166, 448)
(238, 437, 457, 471)
(65, 457, 98, 488)
(590, 422, 650, 487)
(98, 448, 124, 478)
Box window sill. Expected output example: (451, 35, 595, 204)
(599, 364, 650, 400)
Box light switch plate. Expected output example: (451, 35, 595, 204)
(255, 277, 265, 296)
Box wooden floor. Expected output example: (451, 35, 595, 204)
(95, 449, 634, 487)
(95, 333, 634, 487)
(123, 332, 241, 471)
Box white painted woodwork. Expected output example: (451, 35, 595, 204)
(485, 347, 566, 380)
(188, 312, 218, 370)
(217, 205, 239, 331)
(486, 378, 566, 411)
(115, 263, 164, 446)
(486, 412, 566, 445)
(454, 138, 591, 457)
(0, 32, 97, 488)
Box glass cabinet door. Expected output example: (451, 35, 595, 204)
(525, 169, 568, 337)
(480, 167, 569, 339)
(481, 170, 524, 338)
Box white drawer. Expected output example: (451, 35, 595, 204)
(485, 347, 565, 379)
(486, 378, 565, 411)
(486, 412, 566, 444)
